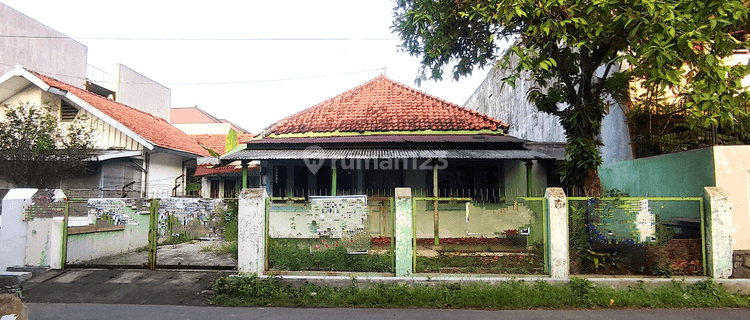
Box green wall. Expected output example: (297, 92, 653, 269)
(599, 147, 715, 197)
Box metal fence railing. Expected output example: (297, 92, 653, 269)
(412, 195, 547, 275)
(266, 193, 395, 274)
(629, 105, 750, 158)
(568, 197, 705, 276)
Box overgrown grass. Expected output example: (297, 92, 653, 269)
(201, 241, 237, 255)
(269, 239, 393, 272)
(416, 246, 545, 274)
(160, 233, 195, 246)
(212, 203, 239, 259)
(212, 275, 749, 309)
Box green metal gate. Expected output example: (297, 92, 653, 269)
(568, 197, 706, 276)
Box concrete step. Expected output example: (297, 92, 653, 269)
(0, 271, 32, 286)
(6, 266, 49, 278)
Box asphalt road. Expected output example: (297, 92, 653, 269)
(26, 303, 750, 320)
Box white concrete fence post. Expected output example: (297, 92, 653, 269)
(237, 188, 268, 274)
(545, 187, 569, 280)
(703, 187, 733, 279)
(394, 188, 414, 277)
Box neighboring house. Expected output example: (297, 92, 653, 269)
(192, 133, 259, 199)
(0, 66, 209, 197)
(463, 57, 633, 165)
(0, 2, 88, 87)
(86, 63, 172, 120)
(1, 3, 171, 121)
(223, 76, 553, 199)
(170, 106, 252, 135)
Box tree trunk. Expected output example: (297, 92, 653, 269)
(584, 167, 603, 197)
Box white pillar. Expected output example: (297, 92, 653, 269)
(0, 189, 37, 271)
(395, 188, 414, 277)
(237, 188, 267, 274)
(545, 187, 569, 280)
(703, 187, 733, 278)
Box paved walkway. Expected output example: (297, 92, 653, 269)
(81, 240, 236, 267)
(22, 269, 231, 306)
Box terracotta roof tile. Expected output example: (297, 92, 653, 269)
(192, 134, 228, 154)
(264, 75, 508, 135)
(192, 133, 255, 155)
(33, 72, 209, 156)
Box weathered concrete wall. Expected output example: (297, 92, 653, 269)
(24, 218, 64, 268)
(0, 189, 67, 270)
(0, 3, 87, 87)
(599, 147, 715, 197)
(703, 187, 733, 278)
(464, 59, 633, 164)
(115, 64, 171, 120)
(713, 146, 750, 251)
(464, 66, 566, 143)
(66, 210, 150, 264)
(0, 189, 37, 271)
(238, 188, 267, 274)
(146, 152, 187, 198)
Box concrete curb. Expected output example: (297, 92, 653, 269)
(253, 274, 750, 294)
(0, 272, 32, 286)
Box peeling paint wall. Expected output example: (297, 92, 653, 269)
(395, 188, 413, 277)
(703, 187, 733, 278)
(546, 188, 568, 279)
(66, 198, 150, 263)
(25, 218, 64, 268)
(238, 188, 267, 274)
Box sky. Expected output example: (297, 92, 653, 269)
(1, 0, 498, 134)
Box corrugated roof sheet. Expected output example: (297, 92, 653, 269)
(224, 148, 552, 160)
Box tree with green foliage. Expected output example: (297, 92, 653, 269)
(393, 0, 750, 195)
(0, 102, 96, 188)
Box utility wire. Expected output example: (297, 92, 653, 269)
(0, 35, 399, 41)
(0, 61, 386, 86)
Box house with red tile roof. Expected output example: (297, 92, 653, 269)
(223, 75, 553, 199)
(0, 66, 209, 197)
(192, 133, 259, 198)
